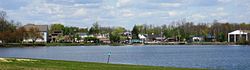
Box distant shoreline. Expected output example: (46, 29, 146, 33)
(0, 42, 242, 47)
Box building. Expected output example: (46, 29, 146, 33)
(146, 34, 165, 42)
(96, 34, 110, 44)
(205, 34, 216, 42)
(78, 33, 94, 39)
(23, 24, 48, 43)
(49, 30, 64, 42)
(228, 30, 250, 42)
(138, 34, 146, 42)
(123, 32, 132, 44)
(191, 36, 204, 42)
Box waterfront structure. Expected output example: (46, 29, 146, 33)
(228, 30, 250, 42)
(96, 34, 110, 44)
(23, 24, 48, 43)
(146, 34, 165, 42)
(191, 36, 204, 42)
(49, 30, 63, 42)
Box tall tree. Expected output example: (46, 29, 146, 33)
(0, 11, 18, 43)
(132, 25, 139, 39)
(88, 22, 100, 35)
(0, 11, 16, 32)
(109, 27, 126, 43)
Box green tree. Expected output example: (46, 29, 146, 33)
(132, 25, 139, 39)
(79, 28, 88, 33)
(64, 27, 79, 35)
(109, 33, 120, 43)
(84, 37, 99, 43)
(88, 22, 100, 35)
(50, 23, 64, 33)
(109, 27, 126, 43)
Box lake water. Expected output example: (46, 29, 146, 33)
(0, 45, 250, 70)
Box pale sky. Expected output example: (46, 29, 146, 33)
(1, 0, 250, 29)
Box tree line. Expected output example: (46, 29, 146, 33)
(132, 20, 250, 42)
(0, 11, 42, 43)
(1, 10, 250, 44)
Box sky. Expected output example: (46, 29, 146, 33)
(0, 0, 250, 29)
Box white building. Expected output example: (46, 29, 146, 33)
(138, 34, 146, 40)
(192, 36, 204, 42)
(23, 24, 48, 43)
(228, 30, 250, 42)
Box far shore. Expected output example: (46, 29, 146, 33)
(0, 42, 242, 47)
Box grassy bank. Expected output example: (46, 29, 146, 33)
(0, 58, 205, 70)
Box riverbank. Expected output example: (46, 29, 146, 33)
(0, 42, 239, 47)
(0, 43, 103, 47)
(0, 57, 205, 70)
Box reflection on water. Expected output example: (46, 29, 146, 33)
(0, 45, 250, 70)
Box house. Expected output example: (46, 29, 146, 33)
(49, 30, 63, 42)
(63, 35, 73, 43)
(228, 30, 250, 42)
(123, 32, 132, 44)
(76, 33, 88, 42)
(146, 34, 165, 42)
(138, 34, 146, 42)
(205, 34, 216, 42)
(165, 37, 177, 42)
(76, 33, 96, 42)
(78, 33, 94, 39)
(96, 34, 110, 44)
(23, 24, 48, 43)
(191, 36, 204, 42)
(130, 39, 143, 43)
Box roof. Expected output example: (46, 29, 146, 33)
(147, 34, 161, 39)
(138, 34, 146, 39)
(23, 24, 48, 32)
(228, 30, 250, 34)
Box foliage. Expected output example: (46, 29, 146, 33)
(84, 37, 99, 43)
(88, 22, 100, 35)
(109, 33, 120, 43)
(132, 25, 139, 39)
(63, 26, 79, 35)
(236, 37, 250, 45)
(27, 27, 42, 43)
(49, 23, 64, 33)
(109, 27, 126, 43)
(0, 11, 27, 43)
(3, 10, 250, 44)
(100, 27, 113, 34)
(78, 28, 88, 33)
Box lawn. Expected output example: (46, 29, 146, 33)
(0, 58, 206, 70)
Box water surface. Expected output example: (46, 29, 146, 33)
(0, 45, 250, 70)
